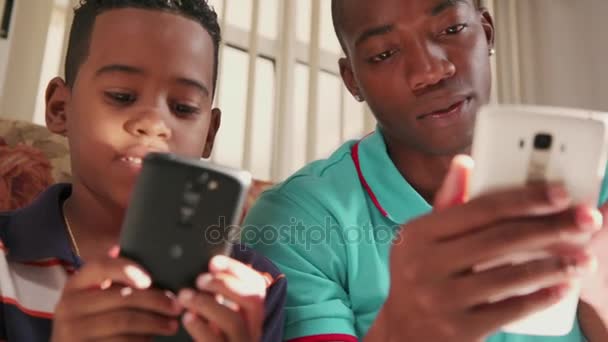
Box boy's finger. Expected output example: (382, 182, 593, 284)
(195, 273, 265, 340)
(72, 309, 178, 339)
(182, 312, 222, 342)
(179, 290, 250, 342)
(57, 286, 181, 319)
(208, 255, 267, 291)
(65, 257, 151, 291)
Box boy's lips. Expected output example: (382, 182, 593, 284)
(116, 145, 167, 169)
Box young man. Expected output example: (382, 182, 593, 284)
(0, 1, 285, 341)
(243, 0, 608, 341)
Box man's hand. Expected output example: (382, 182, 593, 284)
(366, 156, 600, 342)
(52, 256, 181, 342)
(178, 255, 267, 342)
(577, 202, 608, 340)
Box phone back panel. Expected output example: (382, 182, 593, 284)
(470, 105, 608, 336)
(119, 153, 251, 293)
(471, 105, 608, 205)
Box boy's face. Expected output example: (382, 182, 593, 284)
(339, 0, 494, 155)
(46, 8, 220, 207)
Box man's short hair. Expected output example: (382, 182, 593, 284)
(64, 0, 221, 96)
(331, 0, 484, 54)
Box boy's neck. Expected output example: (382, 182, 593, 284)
(63, 182, 125, 261)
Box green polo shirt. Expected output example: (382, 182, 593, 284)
(243, 129, 608, 341)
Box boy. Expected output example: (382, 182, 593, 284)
(0, 1, 285, 341)
(243, 0, 608, 341)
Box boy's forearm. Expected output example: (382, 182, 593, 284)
(579, 300, 608, 342)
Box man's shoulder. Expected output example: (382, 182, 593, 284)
(259, 140, 363, 209)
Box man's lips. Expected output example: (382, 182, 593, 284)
(416, 97, 471, 120)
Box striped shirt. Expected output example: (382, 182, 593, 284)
(0, 183, 286, 341)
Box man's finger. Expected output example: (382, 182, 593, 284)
(434, 155, 473, 210)
(415, 182, 571, 241)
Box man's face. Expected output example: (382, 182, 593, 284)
(339, 0, 494, 155)
(46, 8, 220, 207)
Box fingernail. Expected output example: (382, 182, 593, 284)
(211, 255, 229, 271)
(108, 246, 120, 258)
(576, 207, 603, 231)
(562, 253, 593, 275)
(124, 265, 151, 289)
(183, 312, 195, 325)
(197, 273, 213, 289)
(589, 257, 599, 274)
(547, 183, 569, 206)
(178, 289, 194, 305)
(100, 278, 112, 290)
(120, 287, 133, 297)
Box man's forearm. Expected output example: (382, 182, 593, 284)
(579, 300, 608, 342)
(363, 308, 391, 342)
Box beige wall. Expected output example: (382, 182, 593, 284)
(0, 0, 71, 124)
(495, 0, 608, 112)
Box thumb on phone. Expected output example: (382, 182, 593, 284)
(434, 155, 474, 210)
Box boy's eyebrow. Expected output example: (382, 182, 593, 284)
(175, 77, 210, 97)
(94, 64, 210, 97)
(431, 0, 468, 16)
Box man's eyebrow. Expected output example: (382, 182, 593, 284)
(355, 24, 394, 47)
(431, 0, 468, 16)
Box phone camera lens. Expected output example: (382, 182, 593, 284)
(533, 133, 552, 150)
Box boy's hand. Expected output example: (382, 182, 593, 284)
(369, 156, 600, 342)
(178, 255, 266, 342)
(51, 256, 181, 342)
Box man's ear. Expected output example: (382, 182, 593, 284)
(479, 8, 496, 51)
(339, 57, 364, 102)
(202, 108, 221, 158)
(45, 77, 71, 136)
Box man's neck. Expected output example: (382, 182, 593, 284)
(63, 181, 125, 261)
(385, 137, 470, 204)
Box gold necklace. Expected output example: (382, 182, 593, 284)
(62, 201, 81, 257)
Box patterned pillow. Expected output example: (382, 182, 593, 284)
(0, 119, 71, 211)
(0, 118, 274, 219)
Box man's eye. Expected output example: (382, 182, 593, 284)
(106, 92, 136, 104)
(369, 49, 397, 63)
(444, 24, 468, 35)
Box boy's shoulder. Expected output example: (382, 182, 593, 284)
(0, 183, 74, 263)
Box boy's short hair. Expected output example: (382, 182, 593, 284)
(64, 0, 221, 96)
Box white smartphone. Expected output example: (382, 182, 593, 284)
(470, 104, 608, 336)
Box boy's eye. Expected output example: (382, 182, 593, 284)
(105, 92, 136, 104)
(369, 49, 398, 63)
(443, 23, 468, 35)
(172, 103, 200, 117)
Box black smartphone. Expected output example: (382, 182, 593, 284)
(119, 153, 251, 341)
